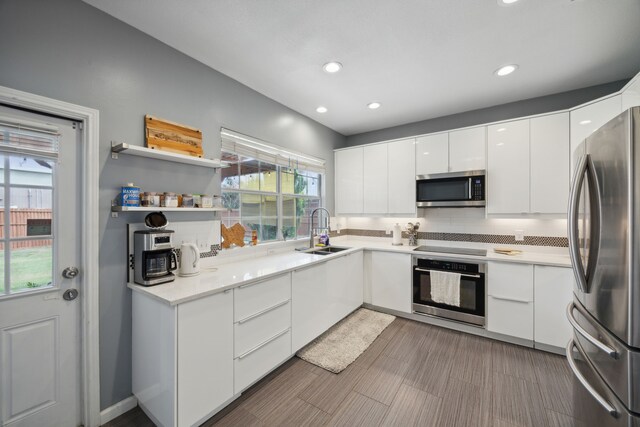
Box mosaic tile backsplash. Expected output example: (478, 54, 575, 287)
(341, 229, 568, 247)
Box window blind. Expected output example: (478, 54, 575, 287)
(0, 115, 59, 158)
(221, 128, 325, 173)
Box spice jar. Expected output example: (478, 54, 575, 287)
(162, 192, 178, 208)
(141, 192, 160, 207)
(200, 195, 214, 208)
(182, 194, 194, 208)
(251, 229, 258, 246)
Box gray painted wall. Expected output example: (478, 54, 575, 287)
(345, 80, 629, 146)
(0, 0, 345, 409)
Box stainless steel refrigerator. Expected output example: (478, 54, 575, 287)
(567, 106, 640, 426)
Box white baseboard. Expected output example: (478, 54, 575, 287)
(100, 395, 138, 425)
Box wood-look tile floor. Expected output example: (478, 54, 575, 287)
(104, 318, 585, 427)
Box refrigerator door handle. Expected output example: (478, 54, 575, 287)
(566, 340, 618, 418)
(566, 302, 618, 359)
(568, 154, 589, 293)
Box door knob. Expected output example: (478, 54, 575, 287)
(62, 267, 79, 279)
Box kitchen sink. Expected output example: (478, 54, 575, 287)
(299, 246, 351, 255)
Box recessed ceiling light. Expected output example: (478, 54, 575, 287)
(368, 102, 381, 110)
(316, 106, 328, 113)
(494, 64, 518, 76)
(498, 0, 520, 5)
(497, 142, 505, 146)
(322, 62, 342, 73)
(497, 127, 506, 132)
(579, 120, 592, 125)
(423, 152, 430, 155)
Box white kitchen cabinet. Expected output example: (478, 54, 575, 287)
(363, 143, 388, 213)
(415, 133, 448, 175)
(622, 76, 640, 110)
(570, 95, 622, 175)
(345, 251, 364, 313)
(487, 119, 530, 214)
(292, 262, 329, 351)
(233, 273, 292, 393)
(326, 252, 365, 326)
(449, 126, 486, 172)
(534, 265, 574, 348)
(335, 147, 363, 214)
(132, 290, 234, 427)
(487, 262, 534, 340)
(327, 253, 354, 325)
(178, 291, 234, 427)
(370, 251, 412, 313)
(530, 113, 570, 214)
(388, 138, 416, 215)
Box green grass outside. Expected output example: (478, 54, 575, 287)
(0, 246, 53, 292)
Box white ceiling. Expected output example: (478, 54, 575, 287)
(83, 0, 640, 136)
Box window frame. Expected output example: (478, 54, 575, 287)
(220, 151, 325, 245)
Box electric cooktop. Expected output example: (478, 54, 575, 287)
(413, 245, 487, 257)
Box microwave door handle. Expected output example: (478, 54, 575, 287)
(568, 154, 589, 293)
(468, 178, 472, 200)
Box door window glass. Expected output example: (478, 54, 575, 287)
(0, 127, 57, 296)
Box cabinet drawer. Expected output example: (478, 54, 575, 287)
(234, 329, 291, 393)
(488, 262, 533, 301)
(487, 296, 533, 340)
(234, 299, 291, 357)
(234, 273, 291, 321)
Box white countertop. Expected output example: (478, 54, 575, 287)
(128, 236, 571, 306)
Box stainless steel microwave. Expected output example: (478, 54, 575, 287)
(416, 170, 486, 208)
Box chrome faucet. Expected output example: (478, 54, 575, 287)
(309, 207, 331, 249)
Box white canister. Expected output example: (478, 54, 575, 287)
(392, 223, 403, 246)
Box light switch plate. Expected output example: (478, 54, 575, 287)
(515, 229, 525, 241)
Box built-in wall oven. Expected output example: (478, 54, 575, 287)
(412, 251, 486, 326)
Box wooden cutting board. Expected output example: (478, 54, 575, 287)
(494, 247, 523, 256)
(145, 115, 204, 157)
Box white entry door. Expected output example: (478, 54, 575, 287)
(0, 105, 82, 427)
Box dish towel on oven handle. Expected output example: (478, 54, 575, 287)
(429, 270, 461, 307)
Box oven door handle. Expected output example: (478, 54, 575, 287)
(414, 267, 480, 279)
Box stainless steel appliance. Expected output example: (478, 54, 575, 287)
(133, 230, 177, 286)
(416, 170, 485, 208)
(566, 107, 640, 426)
(412, 251, 486, 326)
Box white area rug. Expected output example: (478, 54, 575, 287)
(296, 308, 395, 373)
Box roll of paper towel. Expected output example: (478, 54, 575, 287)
(392, 223, 402, 245)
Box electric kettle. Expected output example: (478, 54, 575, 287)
(179, 242, 200, 277)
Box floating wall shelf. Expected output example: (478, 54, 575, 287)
(111, 141, 227, 169)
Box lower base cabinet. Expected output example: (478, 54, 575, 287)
(368, 251, 412, 313)
(487, 262, 534, 340)
(534, 265, 574, 348)
(132, 290, 234, 427)
(292, 262, 329, 352)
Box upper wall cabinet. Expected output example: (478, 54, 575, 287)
(415, 133, 448, 175)
(335, 138, 416, 216)
(449, 127, 486, 172)
(363, 144, 388, 214)
(335, 147, 363, 214)
(487, 119, 530, 214)
(415, 127, 485, 176)
(487, 113, 569, 215)
(530, 113, 569, 214)
(388, 138, 416, 214)
(570, 95, 622, 175)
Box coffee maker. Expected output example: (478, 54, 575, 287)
(133, 230, 177, 286)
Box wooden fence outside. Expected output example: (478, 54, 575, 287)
(0, 209, 52, 249)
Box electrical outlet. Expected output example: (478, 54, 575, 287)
(515, 229, 525, 241)
(385, 229, 391, 235)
